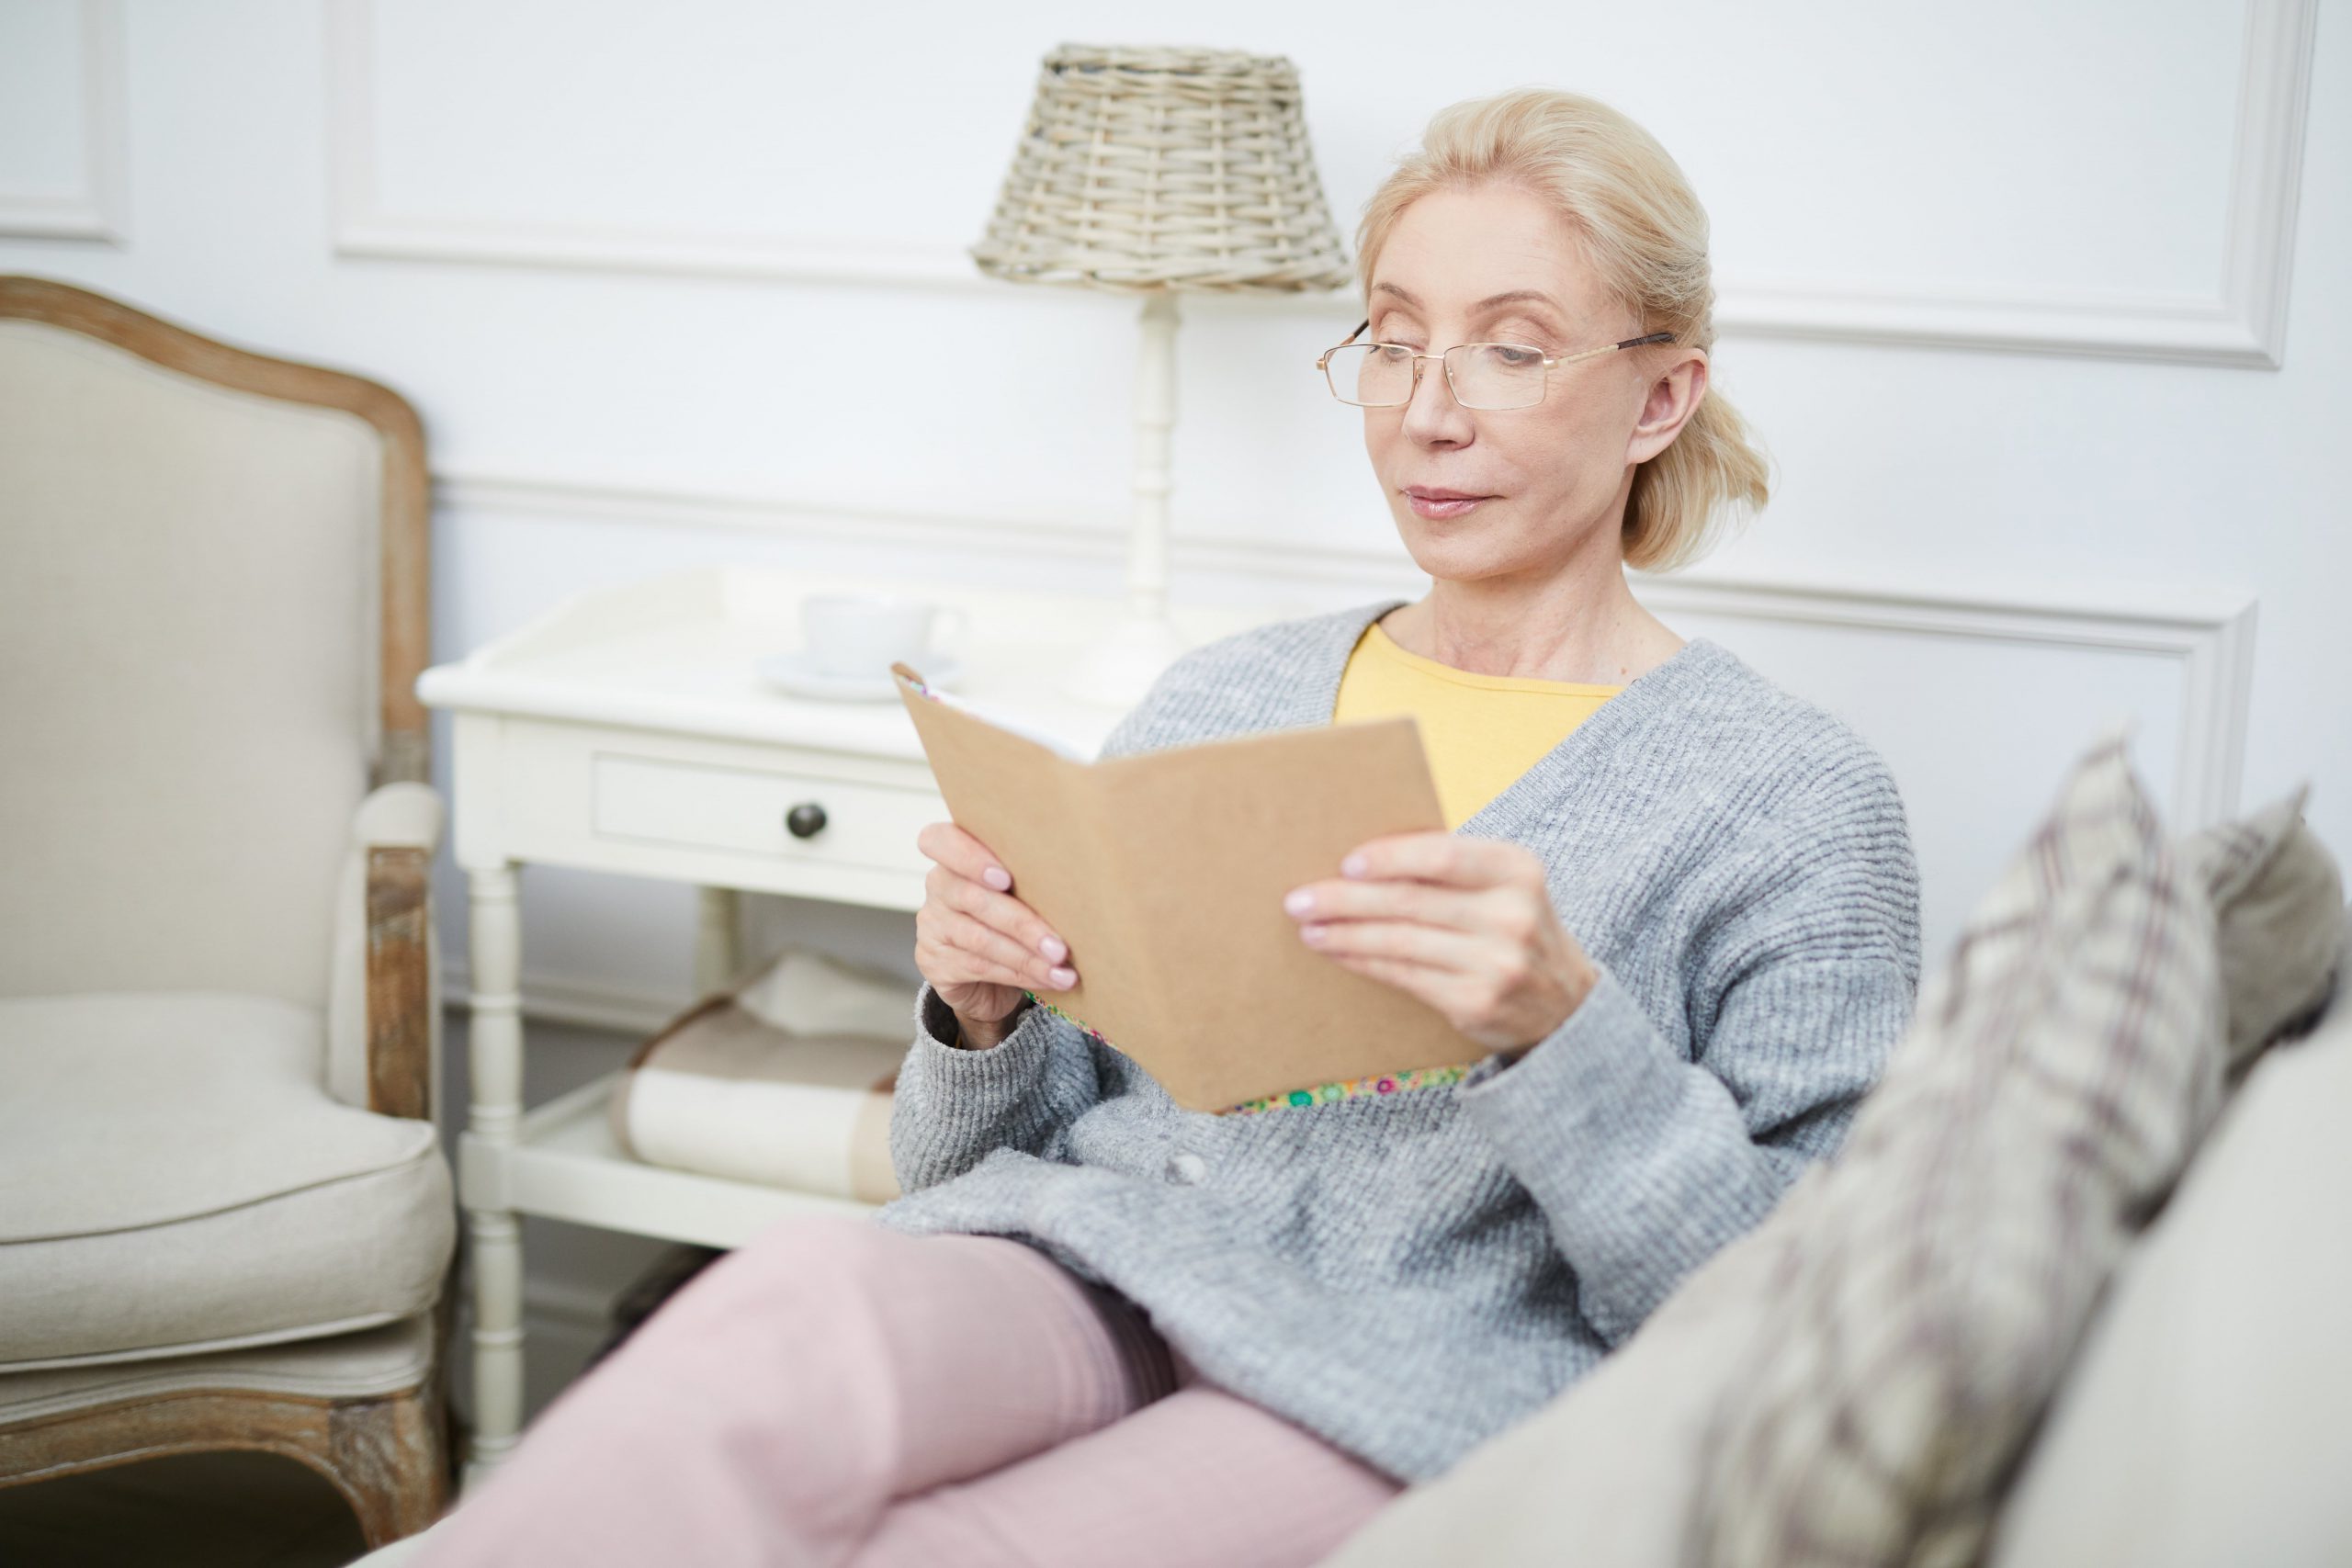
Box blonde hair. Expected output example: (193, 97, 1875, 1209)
(1355, 87, 1770, 572)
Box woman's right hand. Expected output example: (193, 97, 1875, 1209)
(913, 821, 1078, 1046)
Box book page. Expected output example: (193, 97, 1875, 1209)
(1090, 720, 1477, 1108)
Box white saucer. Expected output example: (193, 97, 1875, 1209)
(756, 649, 964, 703)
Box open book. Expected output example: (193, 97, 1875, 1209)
(893, 662, 1480, 1111)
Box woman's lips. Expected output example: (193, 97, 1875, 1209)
(1406, 491, 1494, 520)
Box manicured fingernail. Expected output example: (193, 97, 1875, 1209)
(1039, 935, 1068, 962)
(1341, 853, 1368, 878)
(983, 865, 1012, 891)
(1300, 923, 1328, 944)
(1283, 888, 1315, 916)
(1048, 965, 1077, 988)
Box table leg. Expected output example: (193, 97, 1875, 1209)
(695, 886, 743, 995)
(461, 862, 526, 1492)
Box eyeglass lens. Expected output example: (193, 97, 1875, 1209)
(1325, 343, 1547, 410)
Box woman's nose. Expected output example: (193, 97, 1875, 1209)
(1400, 355, 1474, 445)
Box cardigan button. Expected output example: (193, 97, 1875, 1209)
(1164, 1151, 1208, 1186)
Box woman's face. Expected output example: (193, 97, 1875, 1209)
(1360, 181, 1706, 584)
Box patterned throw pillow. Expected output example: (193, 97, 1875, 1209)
(1688, 725, 2228, 1568)
(2179, 781, 2345, 1078)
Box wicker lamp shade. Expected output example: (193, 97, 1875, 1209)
(971, 43, 1353, 295)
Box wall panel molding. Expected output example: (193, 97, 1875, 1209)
(1725, 0, 2314, 367)
(322, 0, 960, 290)
(326, 0, 2313, 364)
(1628, 562, 2256, 826)
(0, 0, 129, 244)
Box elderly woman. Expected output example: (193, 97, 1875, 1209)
(420, 86, 1920, 1568)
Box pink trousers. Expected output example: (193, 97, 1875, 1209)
(416, 1213, 1403, 1568)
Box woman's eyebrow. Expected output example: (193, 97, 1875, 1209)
(1371, 282, 1567, 316)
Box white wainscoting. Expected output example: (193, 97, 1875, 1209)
(323, 0, 2315, 366)
(0, 0, 128, 244)
(1630, 563, 2256, 965)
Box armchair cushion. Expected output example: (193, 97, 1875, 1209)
(0, 991, 455, 1370)
(0, 1311, 435, 1425)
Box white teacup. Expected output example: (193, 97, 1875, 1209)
(798, 593, 969, 680)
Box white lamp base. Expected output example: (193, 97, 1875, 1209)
(1059, 291, 1193, 712)
(1060, 609, 1193, 709)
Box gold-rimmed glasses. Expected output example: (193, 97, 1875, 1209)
(1315, 319, 1676, 410)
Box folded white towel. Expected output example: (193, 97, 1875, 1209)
(607, 949, 914, 1202)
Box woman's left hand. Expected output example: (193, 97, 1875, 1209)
(1283, 832, 1600, 1055)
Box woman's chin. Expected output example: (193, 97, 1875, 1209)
(1395, 515, 1521, 581)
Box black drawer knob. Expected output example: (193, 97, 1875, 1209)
(785, 802, 828, 839)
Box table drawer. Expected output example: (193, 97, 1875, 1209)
(590, 750, 941, 874)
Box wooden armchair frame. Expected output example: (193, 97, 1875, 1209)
(0, 275, 456, 1548)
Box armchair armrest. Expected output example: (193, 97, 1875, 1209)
(327, 782, 447, 1122)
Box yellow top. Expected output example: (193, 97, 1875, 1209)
(1331, 616, 1624, 831)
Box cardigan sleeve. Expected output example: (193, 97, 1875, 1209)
(886, 683, 1180, 1194)
(1451, 752, 1922, 1349)
(887, 981, 1105, 1191)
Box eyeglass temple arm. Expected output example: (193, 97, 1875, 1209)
(1316, 320, 1373, 367)
(1541, 330, 1678, 368)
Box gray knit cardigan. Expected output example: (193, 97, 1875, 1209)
(873, 596, 1924, 1483)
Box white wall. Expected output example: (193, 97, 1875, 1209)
(6, 0, 2345, 1392)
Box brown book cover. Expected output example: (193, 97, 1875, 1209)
(893, 662, 1479, 1111)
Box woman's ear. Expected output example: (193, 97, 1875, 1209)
(1626, 351, 1707, 467)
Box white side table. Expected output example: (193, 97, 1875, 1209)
(414, 564, 1306, 1491)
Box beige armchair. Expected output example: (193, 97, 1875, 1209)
(0, 276, 458, 1549)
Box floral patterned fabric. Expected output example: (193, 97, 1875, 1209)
(1022, 988, 1472, 1114)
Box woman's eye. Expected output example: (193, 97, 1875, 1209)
(1494, 346, 1541, 367)
(1374, 344, 1417, 362)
